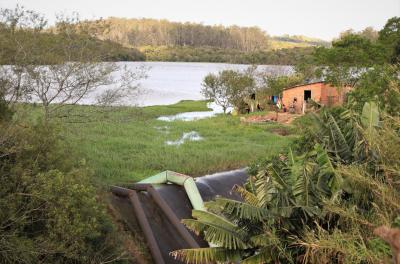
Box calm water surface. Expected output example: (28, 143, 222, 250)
(82, 62, 293, 106)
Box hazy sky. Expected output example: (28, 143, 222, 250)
(2, 0, 400, 40)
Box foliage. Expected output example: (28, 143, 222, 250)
(310, 17, 399, 90)
(0, 7, 131, 262)
(79, 17, 324, 65)
(313, 34, 388, 87)
(0, 6, 147, 120)
(378, 17, 400, 63)
(260, 74, 304, 97)
(315, 34, 388, 67)
(140, 45, 315, 65)
(0, 8, 143, 65)
(91, 18, 327, 53)
(0, 6, 325, 66)
(97, 17, 270, 52)
(202, 70, 255, 113)
(272, 35, 330, 47)
(174, 99, 400, 263)
(339, 27, 379, 42)
(173, 143, 342, 263)
(348, 64, 400, 116)
(0, 118, 126, 263)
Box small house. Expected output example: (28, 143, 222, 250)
(282, 81, 351, 114)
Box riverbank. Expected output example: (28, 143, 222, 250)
(56, 100, 296, 184)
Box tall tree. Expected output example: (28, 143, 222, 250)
(379, 17, 400, 63)
(314, 33, 388, 87)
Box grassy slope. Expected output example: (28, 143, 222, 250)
(60, 100, 294, 184)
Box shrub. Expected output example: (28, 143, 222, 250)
(0, 121, 126, 263)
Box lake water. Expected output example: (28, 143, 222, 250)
(157, 102, 230, 121)
(82, 62, 293, 106)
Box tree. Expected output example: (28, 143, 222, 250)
(202, 73, 229, 113)
(349, 64, 400, 115)
(313, 33, 388, 87)
(379, 17, 400, 63)
(263, 74, 303, 97)
(201, 70, 254, 113)
(0, 6, 147, 120)
(339, 27, 379, 42)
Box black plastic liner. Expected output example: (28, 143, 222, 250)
(111, 169, 248, 264)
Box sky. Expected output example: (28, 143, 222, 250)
(2, 0, 400, 40)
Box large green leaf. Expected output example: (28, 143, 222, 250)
(254, 171, 275, 208)
(205, 198, 269, 221)
(183, 219, 248, 249)
(233, 185, 259, 207)
(361, 101, 380, 143)
(183, 210, 249, 249)
(327, 112, 353, 161)
(361, 101, 379, 130)
(314, 144, 342, 197)
(289, 151, 309, 204)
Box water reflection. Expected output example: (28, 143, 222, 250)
(165, 131, 203, 146)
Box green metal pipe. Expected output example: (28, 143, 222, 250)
(139, 171, 168, 185)
(138, 170, 205, 211)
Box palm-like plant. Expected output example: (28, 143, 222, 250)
(304, 100, 380, 166)
(172, 145, 340, 264)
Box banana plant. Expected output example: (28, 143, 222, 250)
(172, 145, 340, 264)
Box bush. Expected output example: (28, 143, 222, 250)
(0, 120, 125, 263)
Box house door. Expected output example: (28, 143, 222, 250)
(304, 90, 312, 101)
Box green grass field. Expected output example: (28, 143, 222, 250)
(55, 100, 295, 184)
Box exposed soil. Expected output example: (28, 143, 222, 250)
(241, 112, 301, 125)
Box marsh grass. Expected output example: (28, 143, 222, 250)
(46, 100, 295, 184)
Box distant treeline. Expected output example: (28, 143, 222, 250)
(96, 18, 270, 52)
(0, 26, 144, 64)
(93, 18, 328, 51)
(140, 46, 314, 65)
(1, 15, 328, 65)
(75, 17, 328, 64)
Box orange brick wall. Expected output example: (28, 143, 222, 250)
(320, 84, 351, 105)
(282, 82, 350, 113)
(282, 82, 324, 113)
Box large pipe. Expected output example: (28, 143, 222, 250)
(145, 185, 200, 249)
(112, 185, 200, 249)
(111, 186, 165, 264)
(112, 169, 249, 263)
